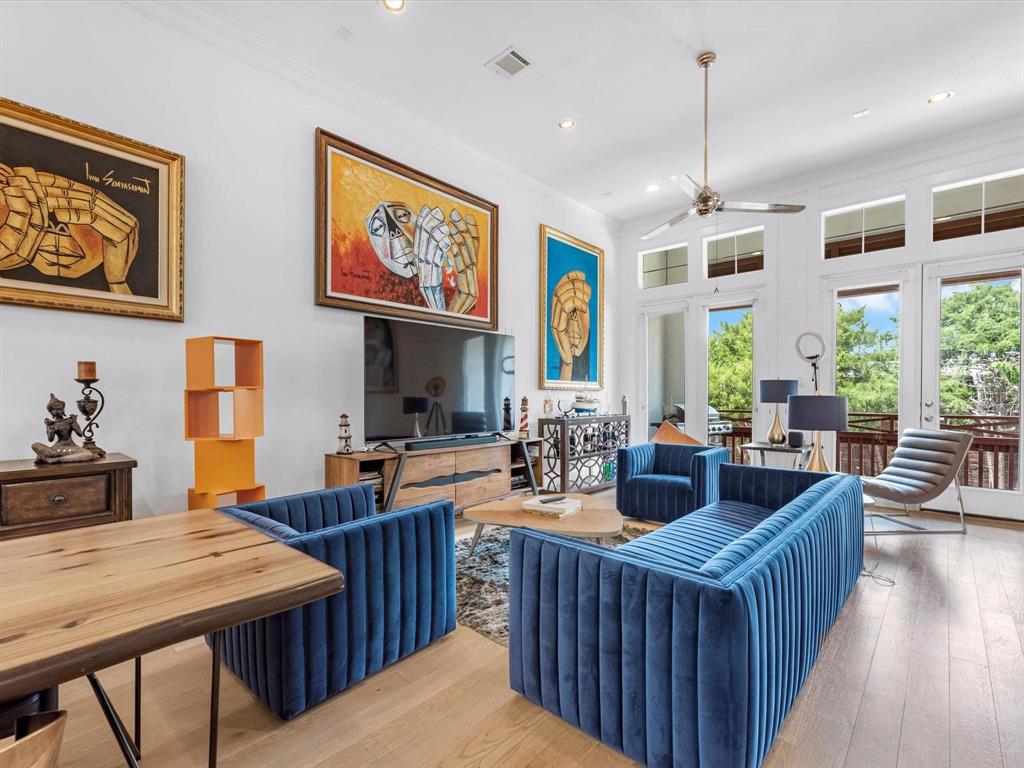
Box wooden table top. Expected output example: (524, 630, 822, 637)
(463, 493, 623, 538)
(0, 509, 344, 701)
(0, 452, 137, 480)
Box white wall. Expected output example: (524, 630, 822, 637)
(617, 118, 1024, 448)
(0, 0, 620, 515)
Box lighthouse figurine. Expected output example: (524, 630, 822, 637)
(519, 396, 530, 439)
(336, 413, 353, 455)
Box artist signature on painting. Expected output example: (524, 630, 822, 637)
(85, 162, 151, 195)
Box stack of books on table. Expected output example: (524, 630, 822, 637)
(521, 496, 581, 518)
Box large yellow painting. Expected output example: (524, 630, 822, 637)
(315, 129, 498, 330)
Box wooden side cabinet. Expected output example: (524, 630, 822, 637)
(0, 453, 136, 540)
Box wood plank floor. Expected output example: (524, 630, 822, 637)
(54, 513, 1023, 768)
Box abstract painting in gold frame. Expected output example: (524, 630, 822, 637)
(315, 128, 498, 330)
(0, 98, 184, 321)
(539, 224, 604, 391)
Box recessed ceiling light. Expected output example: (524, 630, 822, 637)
(852, 108, 871, 119)
(645, 184, 660, 192)
(381, 0, 406, 13)
(927, 90, 954, 104)
(558, 119, 576, 130)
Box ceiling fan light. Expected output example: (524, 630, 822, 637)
(927, 90, 954, 104)
(381, 0, 406, 12)
(557, 118, 576, 130)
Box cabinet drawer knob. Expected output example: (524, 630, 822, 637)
(51, 493, 69, 505)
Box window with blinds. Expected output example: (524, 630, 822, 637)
(640, 244, 688, 288)
(933, 171, 1024, 241)
(823, 197, 906, 259)
(705, 228, 764, 278)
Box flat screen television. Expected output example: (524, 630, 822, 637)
(363, 316, 515, 442)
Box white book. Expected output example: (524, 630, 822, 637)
(521, 497, 582, 518)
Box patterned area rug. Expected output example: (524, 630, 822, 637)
(455, 524, 649, 647)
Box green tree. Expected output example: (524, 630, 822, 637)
(708, 311, 753, 413)
(835, 303, 900, 414)
(939, 282, 1021, 416)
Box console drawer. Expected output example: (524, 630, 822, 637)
(1, 475, 110, 526)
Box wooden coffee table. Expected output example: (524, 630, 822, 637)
(463, 493, 623, 554)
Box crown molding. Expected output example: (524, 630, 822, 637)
(120, 0, 619, 234)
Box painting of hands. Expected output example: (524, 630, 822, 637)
(317, 128, 497, 330)
(539, 225, 604, 391)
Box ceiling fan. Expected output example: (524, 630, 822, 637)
(641, 51, 805, 240)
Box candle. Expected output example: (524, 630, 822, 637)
(77, 361, 97, 380)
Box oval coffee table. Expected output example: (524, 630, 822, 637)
(462, 493, 623, 554)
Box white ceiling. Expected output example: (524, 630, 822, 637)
(204, 0, 1024, 223)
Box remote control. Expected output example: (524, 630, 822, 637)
(538, 495, 566, 504)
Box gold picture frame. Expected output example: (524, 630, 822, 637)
(1, 98, 184, 321)
(539, 224, 604, 391)
(315, 128, 499, 330)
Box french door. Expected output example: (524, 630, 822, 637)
(921, 256, 1023, 520)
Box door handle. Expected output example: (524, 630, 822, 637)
(924, 401, 934, 407)
(924, 415, 935, 422)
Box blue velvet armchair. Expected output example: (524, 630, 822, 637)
(617, 442, 730, 522)
(214, 484, 456, 720)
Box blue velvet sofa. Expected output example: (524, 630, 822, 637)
(509, 464, 863, 768)
(617, 442, 730, 523)
(214, 484, 456, 719)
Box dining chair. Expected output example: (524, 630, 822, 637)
(0, 710, 67, 768)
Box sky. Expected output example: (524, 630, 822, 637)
(838, 291, 900, 334)
(708, 306, 751, 335)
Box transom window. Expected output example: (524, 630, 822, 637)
(933, 170, 1024, 241)
(640, 244, 688, 288)
(705, 227, 764, 278)
(823, 197, 906, 259)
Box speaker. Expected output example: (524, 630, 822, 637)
(788, 431, 804, 448)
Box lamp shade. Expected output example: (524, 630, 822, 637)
(403, 396, 430, 415)
(787, 395, 848, 431)
(759, 379, 798, 404)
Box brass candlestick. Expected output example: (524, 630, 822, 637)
(74, 377, 107, 458)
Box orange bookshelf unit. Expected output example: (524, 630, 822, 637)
(185, 336, 265, 509)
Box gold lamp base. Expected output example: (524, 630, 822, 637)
(805, 430, 832, 472)
(767, 406, 786, 445)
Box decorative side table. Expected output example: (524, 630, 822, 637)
(0, 452, 136, 540)
(539, 415, 631, 493)
(740, 441, 812, 470)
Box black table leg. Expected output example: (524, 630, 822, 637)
(519, 439, 539, 495)
(87, 672, 141, 768)
(209, 629, 222, 768)
(134, 656, 141, 751)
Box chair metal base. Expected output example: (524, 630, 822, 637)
(864, 478, 968, 537)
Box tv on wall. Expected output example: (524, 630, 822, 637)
(363, 316, 515, 442)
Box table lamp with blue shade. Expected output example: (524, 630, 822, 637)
(759, 379, 799, 445)
(788, 394, 848, 472)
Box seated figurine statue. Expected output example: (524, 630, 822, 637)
(31, 393, 98, 464)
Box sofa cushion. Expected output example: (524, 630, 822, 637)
(618, 498, 772, 570)
(700, 475, 842, 578)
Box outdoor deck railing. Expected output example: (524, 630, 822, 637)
(715, 408, 1019, 491)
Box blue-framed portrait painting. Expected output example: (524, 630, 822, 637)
(539, 224, 604, 390)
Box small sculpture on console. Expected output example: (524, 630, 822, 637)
(337, 413, 353, 455)
(31, 393, 100, 464)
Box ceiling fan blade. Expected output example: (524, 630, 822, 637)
(686, 173, 707, 193)
(717, 201, 806, 214)
(640, 207, 697, 240)
(670, 174, 702, 198)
